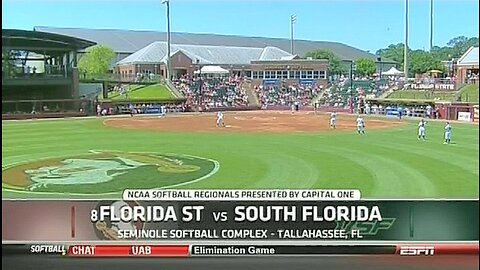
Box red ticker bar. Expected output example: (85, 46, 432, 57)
(67, 245, 189, 257)
(64, 244, 478, 257)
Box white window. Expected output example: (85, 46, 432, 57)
(272, 71, 278, 79)
(313, 71, 319, 79)
(319, 71, 326, 79)
(301, 71, 307, 79)
(294, 71, 300, 79)
(307, 71, 314, 79)
(264, 71, 271, 79)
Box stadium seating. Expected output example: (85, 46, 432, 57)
(255, 83, 320, 107)
(172, 75, 249, 110)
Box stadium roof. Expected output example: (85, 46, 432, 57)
(2, 29, 96, 53)
(34, 26, 394, 63)
(457, 46, 479, 66)
(117, 42, 295, 65)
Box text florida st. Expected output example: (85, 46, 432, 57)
(94, 205, 383, 223)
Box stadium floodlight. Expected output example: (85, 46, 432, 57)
(162, 0, 172, 80)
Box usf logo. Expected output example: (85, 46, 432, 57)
(335, 218, 396, 236)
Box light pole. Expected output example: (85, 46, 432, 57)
(377, 57, 383, 79)
(404, 0, 409, 80)
(349, 60, 355, 90)
(195, 59, 204, 108)
(290, 14, 296, 55)
(429, 0, 434, 51)
(162, 0, 172, 81)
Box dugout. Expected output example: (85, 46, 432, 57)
(2, 29, 96, 119)
(98, 97, 187, 115)
(366, 98, 437, 118)
(436, 102, 477, 122)
(2, 98, 94, 120)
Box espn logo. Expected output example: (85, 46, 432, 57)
(398, 246, 435, 256)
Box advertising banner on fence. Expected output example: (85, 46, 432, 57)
(458, 112, 472, 122)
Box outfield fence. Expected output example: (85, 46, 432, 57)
(474, 105, 479, 122)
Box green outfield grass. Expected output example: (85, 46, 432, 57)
(387, 90, 457, 101)
(2, 115, 478, 199)
(100, 84, 176, 101)
(459, 84, 479, 103)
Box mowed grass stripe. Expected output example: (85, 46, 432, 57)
(2, 117, 478, 199)
(309, 140, 438, 197)
(377, 140, 478, 176)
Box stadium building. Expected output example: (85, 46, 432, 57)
(456, 46, 479, 85)
(33, 27, 396, 72)
(2, 29, 96, 119)
(114, 41, 329, 88)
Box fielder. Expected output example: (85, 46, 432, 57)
(444, 122, 452, 144)
(330, 112, 337, 129)
(216, 111, 225, 127)
(129, 104, 135, 117)
(418, 119, 427, 140)
(356, 115, 365, 134)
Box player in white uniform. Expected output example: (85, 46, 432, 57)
(330, 112, 337, 129)
(418, 119, 427, 140)
(444, 122, 452, 144)
(356, 115, 365, 134)
(216, 111, 225, 127)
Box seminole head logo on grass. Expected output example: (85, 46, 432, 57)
(2, 151, 218, 194)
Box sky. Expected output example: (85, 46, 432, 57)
(2, 0, 479, 53)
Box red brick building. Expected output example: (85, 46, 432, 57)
(115, 42, 328, 88)
(456, 46, 479, 85)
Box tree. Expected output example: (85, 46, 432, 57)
(78, 45, 115, 78)
(430, 45, 454, 62)
(376, 43, 410, 69)
(447, 36, 468, 47)
(449, 36, 479, 58)
(409, 50, 445, 75)
(305, 49, 347, 75)
(2, 50, 22, 76)
(355, 58, 376, 77)
(376, 36, 478, 76)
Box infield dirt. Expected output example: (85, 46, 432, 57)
(104, 111, 404, 134)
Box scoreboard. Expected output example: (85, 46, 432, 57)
(2, 189, 479, 267)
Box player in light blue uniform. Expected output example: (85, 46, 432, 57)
(418, 119, 427, 140)
(356, 115, 365, 134)
(216, 111, 225, 127)
(444, 122, 452, 144)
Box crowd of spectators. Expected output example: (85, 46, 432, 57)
(96, 103, 186, 116)
(172, 75, 249, 110)
(319, 75, 395, 108)
(465, 72, 479, 85)
(254, 82, 321, 107)
(362, 102, 439, 119)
